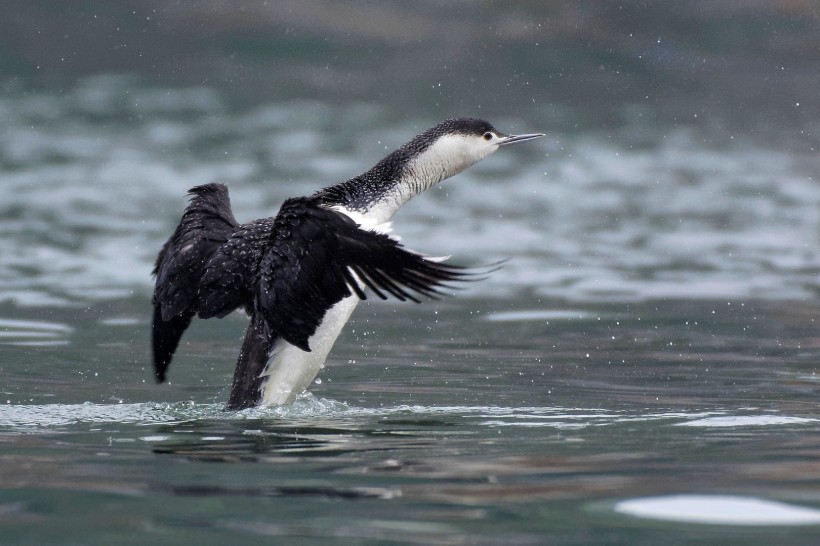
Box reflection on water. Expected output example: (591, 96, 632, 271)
(676, 415, 818, 427)
(616, 495, 820, 526)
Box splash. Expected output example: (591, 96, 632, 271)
(1, 394, 815, 434)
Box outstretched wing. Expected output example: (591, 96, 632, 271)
(256, 198, 474, 352)
(152, 191, 485, 402)
(151, 183, 239, 382)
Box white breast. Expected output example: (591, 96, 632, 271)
(327, 204, 396, 233)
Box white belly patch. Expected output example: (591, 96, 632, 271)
(259, 295, 360, 406)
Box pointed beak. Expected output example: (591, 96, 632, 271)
(497, 132, 546, 146)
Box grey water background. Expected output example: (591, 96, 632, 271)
(2, 2, 820, 544)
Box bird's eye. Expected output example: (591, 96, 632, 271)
(483, 132, 494, 141)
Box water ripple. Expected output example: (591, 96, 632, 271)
(0, 395, 815, 434)
(0, 317, 73, 346)
(2, 78, 819, 306)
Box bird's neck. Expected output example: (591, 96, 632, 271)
(313, 151, 434, 223)
(314, 135, 487, 224)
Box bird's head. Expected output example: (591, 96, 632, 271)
(402, 118, 545, 185)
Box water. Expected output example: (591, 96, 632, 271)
(2, 6, 820, 541)
(2, 294, 820, 544)
(2, 76, 819, 307)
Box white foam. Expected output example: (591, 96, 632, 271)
(616, 495, 820, 526)
(676, 415, 818, 427)
(0, 399, 739, 432)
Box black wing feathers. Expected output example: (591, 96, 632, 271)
(151, 306, 192, 383)
(256, 200, 353, 351)
(151, 183, 239, 382)
(152, 183, 238, 319)
(152, 190, 481, 387)
(256, 199, 472, 351)
(197, 217, 277, 319)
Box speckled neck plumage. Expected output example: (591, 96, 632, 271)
(314, 118, 498, 223)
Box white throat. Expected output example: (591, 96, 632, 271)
(361, 134, 498, 224)
(406, 134, 495, 192)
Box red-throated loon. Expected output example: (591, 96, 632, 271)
(151, 118, 544, 409)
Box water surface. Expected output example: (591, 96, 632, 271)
(2, 296, 820, 544)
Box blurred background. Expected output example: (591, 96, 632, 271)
(1, 0, 819, 307)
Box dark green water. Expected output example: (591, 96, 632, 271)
(2, 297, 820, 544)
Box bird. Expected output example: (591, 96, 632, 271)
(151, 117, 544, 409)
